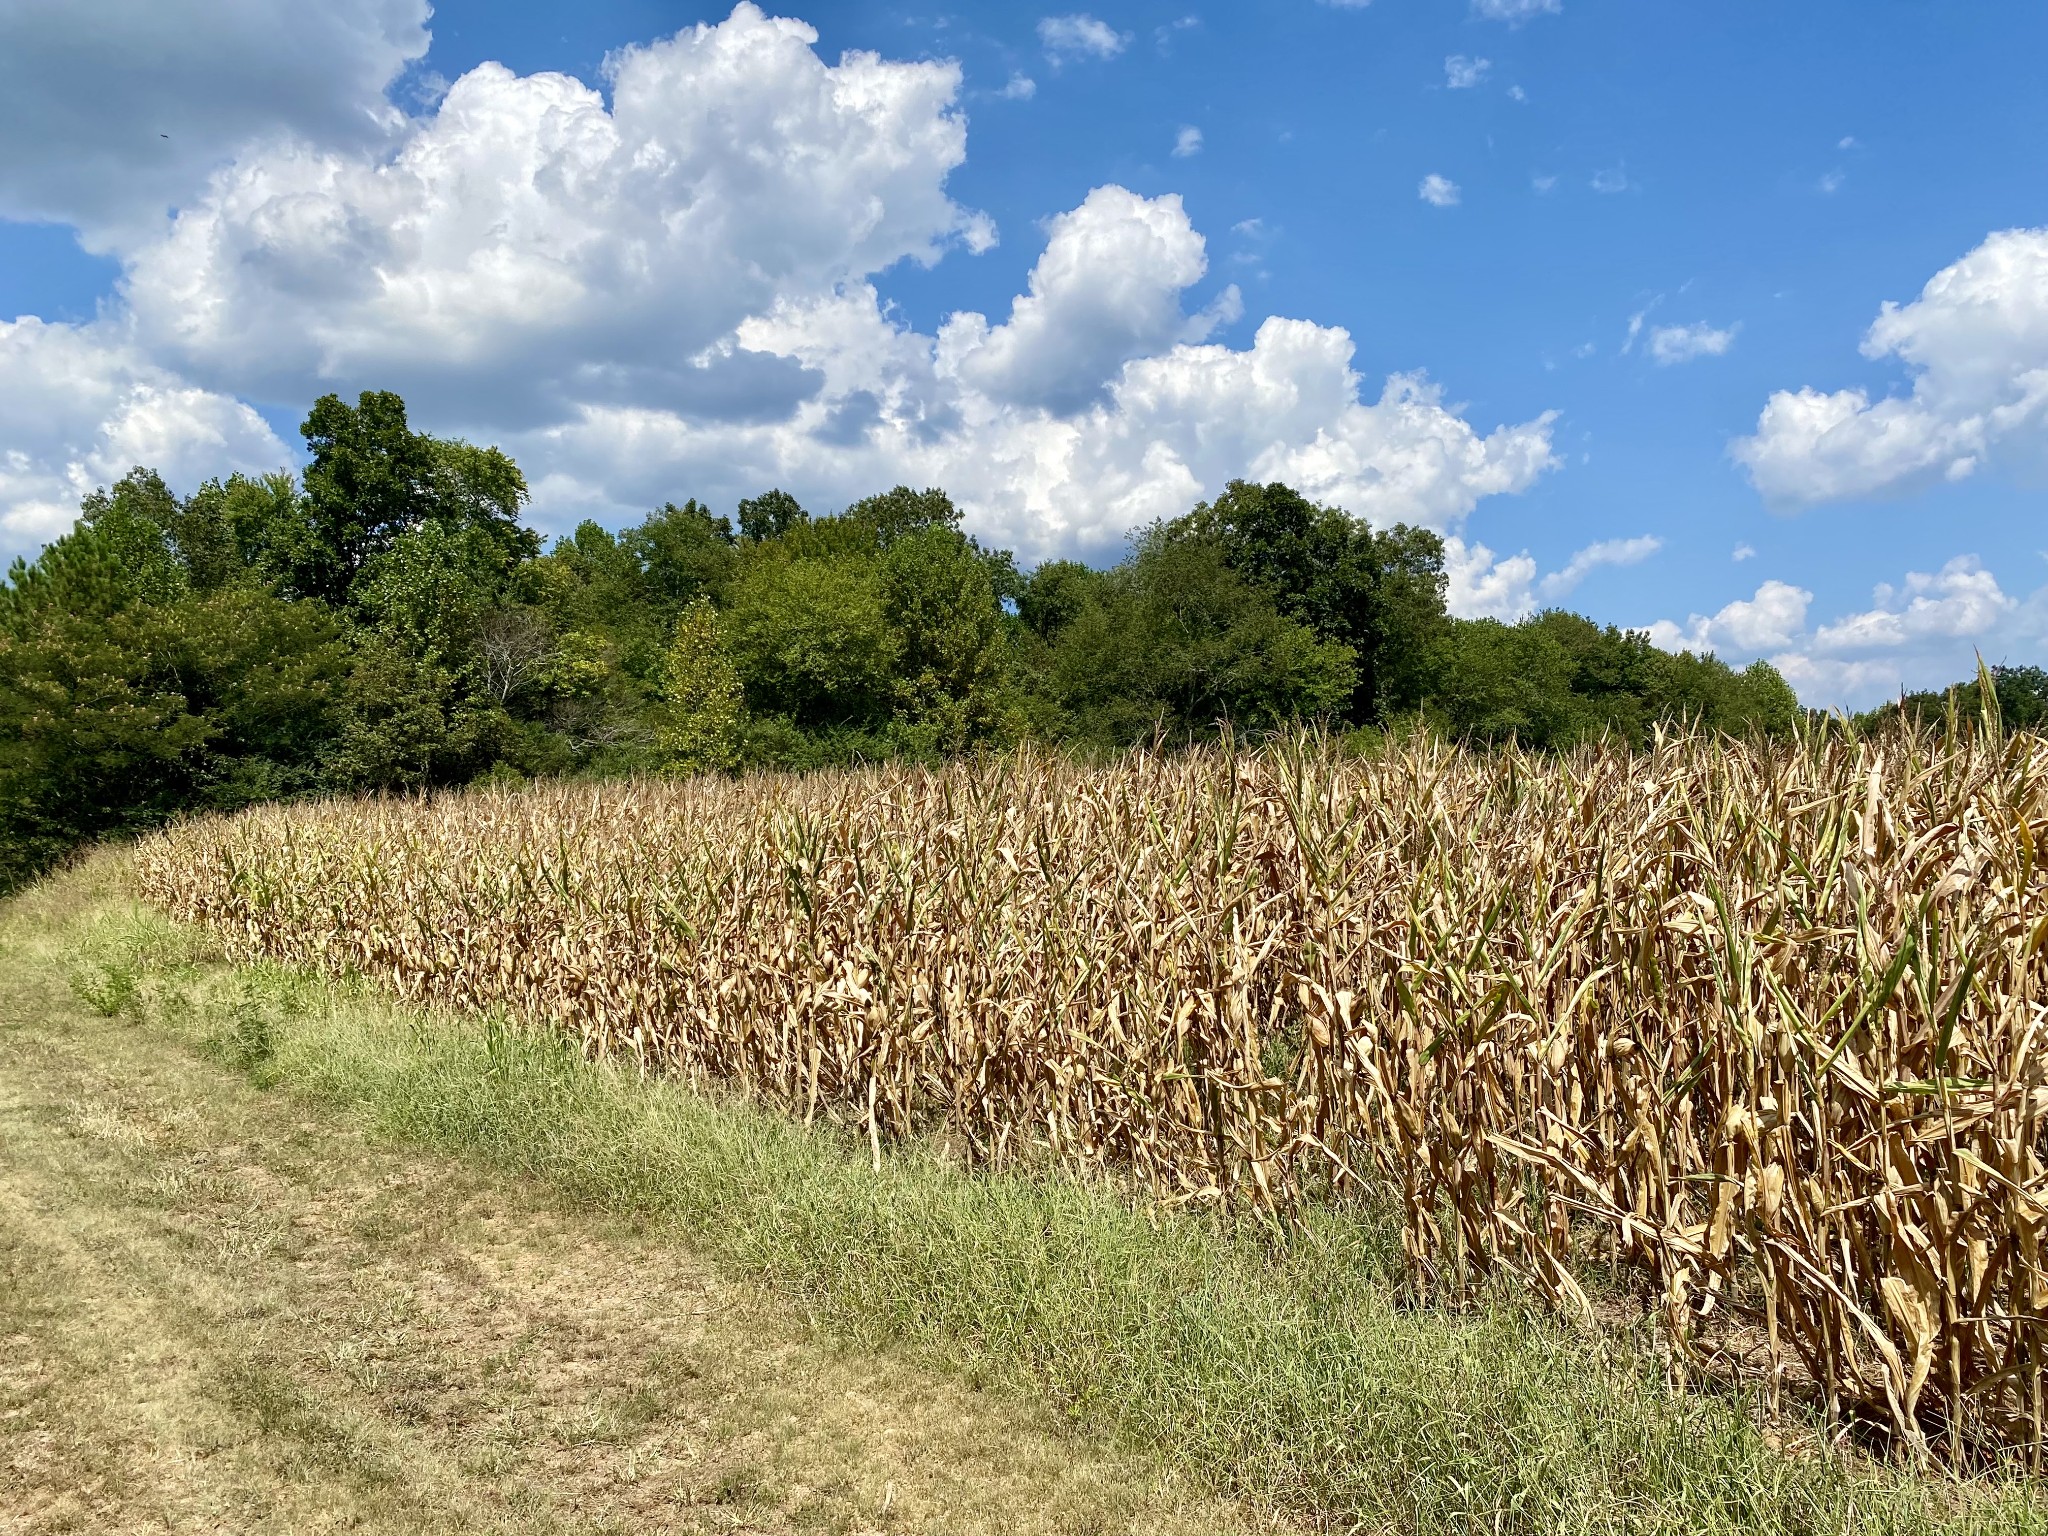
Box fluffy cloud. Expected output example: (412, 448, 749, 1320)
(1445, 538, 1540, 619)
(1644, 557, 2044, 708)
(121, 5, 987, 417)
(1472, 0, 1562, 21)
(0, 4, 1561, 571)
(939, 187, 1233, 416)
(1037, 14, 1129, 63)
(0, 317, 289, 562)
(1538, 535, 1662, 601)
(1445, 533, 1660, 620)
(1734, 227, 2048, 504)
(534, 296, 1559, 561)
(1444, 55, 1491, 89)
(1808, 556, 2014, 651)
(1647, 579, 1812, 654)
(1419, 174, 1461, 208)
(1648, 322, 1736, 365)
(0, 0, 428, 248)
(1172, 126, 1204, 158)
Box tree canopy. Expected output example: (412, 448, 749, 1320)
(0, 397, 1852, 895)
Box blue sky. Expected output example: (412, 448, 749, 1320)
(2, 0, 2044, 704)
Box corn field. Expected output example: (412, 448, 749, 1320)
(136, 726, 2048, 1466)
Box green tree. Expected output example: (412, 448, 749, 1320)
(1169, 480, 1447, 720)
(1018, 559, 1105, 641)
(323, 635, 492, 792)
(736, 488, 806, 543)
(155, 586, 351, 806)
(186, 471, 312, 592)
(294, 390, 534, 604)
(1871, 663, 2048, 734)
(352, 519, 520, 665)
(1424, 618, 1581, 746)
(880, 524, 1011, 753)
(76, 468, 187, 604)
(845, 485, 961, 549)
(1730, 659, 1803, 736)
(0, 527, 205, 888)
(622, 500, 738, 619)
(658, 599, 746, 773)
(1045, 530, 1357, 744)
(0, 517, 349, 890)
(722, 551, 898, 732)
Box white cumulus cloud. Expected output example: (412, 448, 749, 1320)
(1647, 579, 1813, 654)
(0, 317, 289, 562)
(1172, 125, 1203, 157)
(1445, 55, 1491, 89)
(1648, 321, 1737, 365)
(1472, 0, 1561, 21)
(1641, 557, 2045, 709)
(1537, 535, 1662, 602)
(121, 5, 987, 419)
(1734, 227, 2048, 505)
(1037, 14, 1129, 63)
(939, 186, 1234, 416)
(1446, 534, 1659, 620)
(566, 296, 1562, 561)
(1809, 556, 2014, 652)
(1445, 538, 1541, 619)
(1419, 174, 1461, 208)
(0, 3, 1563, 573)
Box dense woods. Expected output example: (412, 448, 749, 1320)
(2, 386, 1825, 892)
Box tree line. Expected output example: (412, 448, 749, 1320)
(2, 388, 1817, 893)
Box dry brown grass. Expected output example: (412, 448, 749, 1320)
(137, 723, 2048, 1466)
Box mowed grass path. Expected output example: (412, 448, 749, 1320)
(9, 855, 2046, 1536)
(0, 862, 1262, 1536)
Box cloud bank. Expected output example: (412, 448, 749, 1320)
(0, 2, 1561, 573)
(1735, 227, 2048, 505)
(1645, 556, 2046, 710)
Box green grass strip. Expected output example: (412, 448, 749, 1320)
(78, 884, 2048, 1536)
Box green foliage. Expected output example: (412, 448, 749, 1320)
(294, 390, 534, 604)
(77, 468, 188, 604)
(324, 634, 495, 792)
(1172, 479, 1448, 718)
(352, 519, 518, 662)
(657, 600, 746, 774)
(879, 525, 1011, 753)
(67, 953, 139, 1018)
(844, 484, 960, 548)
(621, 499, 737, 618)
(723, 548, 898, 731)
(1861, 663, 2048, 735)
(1042, 530, 1358, 744)
(736, 488, 806, 543)
(1018, 558, 1102, 641)
(1425, 617, 1581, 745)
(5, 383, 1991, 891)
(1420, 610, 1807, 748)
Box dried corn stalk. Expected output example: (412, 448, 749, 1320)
(136, 725, 2048, 1462)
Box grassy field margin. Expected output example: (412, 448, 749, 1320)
(59, 855, 2047, 1535)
